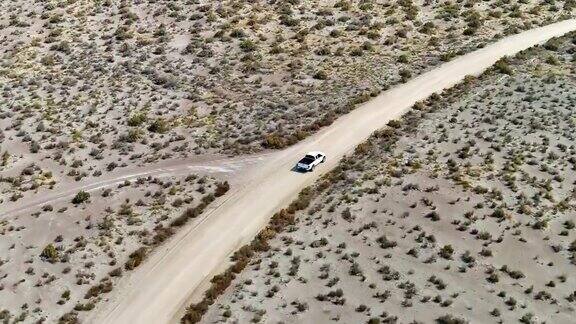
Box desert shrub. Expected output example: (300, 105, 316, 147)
(350, 47, 363, 56)
(460, 251, 475, 264)
(262, 133, 286, 149)
(239, 39, 257, 52)
(494, 58, 513, 75)
(545, 55, 559, 65)
(115, 26, 133, 40)
(127, 113, 147, 126)
(387, 119, 402, 128)
(491, 208, 506, 219)
(508, 269, 525, 280)
(182, 270, 236, 323)
(376, 235, 397, 249)
(426, 211, 441, 221)
(172, 198, 184, 207)
(313, 70, 329, 80)
(399, 68, 412, 80)
(543, 38, 561, 51)
(50, 41, 71, 54)
(532, 219, 548, 230)
(354, 142, 372, 155)
(58, 312, 79, 324)
(72, 190, 90, 204)
(171, 194, 216, 227)
(73, 303, 95, 311)
(30, 141, 40, 153)
(519, 313, 535, 324)
(107, 162, 118, 171)
(486, 272, 499, 283)
(148, 118, 170, 133)
(40, 244, 59, 263)
(397, 53, 409, 63)
(84, 280, 113, 299)
(436, 314, 468, 324)
(215, 181, 230, 197)
(124, 247, 147, 270)
(109, 268, 122, 277)
(287, 187, 313, 213)
(500, 265, 525, 279)
(439, 245, 454, 259)
(152, 225, 175, 245)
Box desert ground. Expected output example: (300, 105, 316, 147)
(0, 1, 575, 324)
(0, 170, 228, 323)
(199, 33, 576, 324)
(87, 21, 576, 324)
(1, 0, 573, 198)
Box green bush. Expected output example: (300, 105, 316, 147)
(72, 191, 90, 204)
(439, 244, 454, 259)
(148, 118, 170, 133)
(239, 39, 257, 52)
(127, 113, 147, 126)
(494, 58, 513, 75)
(40, 244, 59, 263)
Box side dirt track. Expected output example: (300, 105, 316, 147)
(89, 19, 576, 324)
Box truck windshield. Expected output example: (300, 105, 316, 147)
(299, 156, 315, 164)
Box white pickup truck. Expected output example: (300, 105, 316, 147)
(296, 151, 326, 172)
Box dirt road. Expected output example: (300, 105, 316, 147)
(74, 19, 576, 324)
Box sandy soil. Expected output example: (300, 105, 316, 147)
(201, 31, 576, 324)
(80, 20, 576, 324)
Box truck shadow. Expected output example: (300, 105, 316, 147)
(290, 166, 309, 174)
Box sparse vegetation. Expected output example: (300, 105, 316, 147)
(196, 32, 576, 324)
(1, 1, 575, 322)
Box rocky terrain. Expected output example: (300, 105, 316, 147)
(199, 33, 576, 324)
